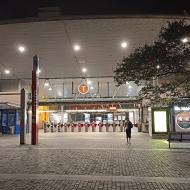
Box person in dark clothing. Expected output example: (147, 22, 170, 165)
(124, 119, 133, 143)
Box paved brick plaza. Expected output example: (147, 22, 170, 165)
(0, 130, 190, 190)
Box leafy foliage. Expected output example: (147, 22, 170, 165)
(114, 20, 190, 106)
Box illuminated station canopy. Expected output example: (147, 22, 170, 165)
(0, 15, 186, 79)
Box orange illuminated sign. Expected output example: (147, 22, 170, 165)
(78, 83, 89, 94)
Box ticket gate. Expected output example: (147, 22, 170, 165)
(60, 124, 63, 132)
(91, 123, 96, 132)
(64, 123, 67, 132)
(71, 123, 77, 132)
(58, 123, 63, 132)
(116, 124, 120, 132)
(82, 123, 85, 132)
(85, 123, 89, 132)
(102, 123, 106, 132)
(67, 123, 71, 132)
(106, 123, 109, 132)
(112, 123, 116, 132)
(120, 124, 124, 132)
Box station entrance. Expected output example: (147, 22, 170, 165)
(33, 101, 140, 133)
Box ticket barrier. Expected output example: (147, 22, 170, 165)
(112, 123, 116, 132)
(64, 123, 67, 132)
(99, 123, 103, 132)
(116, 123, 120, 132)
(46, 123, 50, 132)
(67, 123, 71, 132)
(60, 123, 64, 132)
(78, 123, 84, 132)
(120, 125, 124, 132)
(71, 123, 75, 132)
(78, 123, 81, 132)
(106, 123, 109, 132)
(85, 123, 89, 132)
(81, 123, 85, 132)
(102, 123, 106, 132)
(92, 123, 96, 132)
(58, 123, 63, 132)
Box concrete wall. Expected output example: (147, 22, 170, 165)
(0, 94, 20, 105)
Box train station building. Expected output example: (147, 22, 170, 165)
(0, 8, 190, 189)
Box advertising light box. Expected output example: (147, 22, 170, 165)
(153, 111, 167, 133)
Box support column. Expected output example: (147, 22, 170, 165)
(32, 55, 39, 145)
(20, 88, 27, 145)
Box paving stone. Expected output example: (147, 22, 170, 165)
(0, 130, 189, 189)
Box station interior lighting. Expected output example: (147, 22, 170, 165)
(128, 85, 132, 89)
(44, 80, 50, 87)
(18, 46, 26, 53)
(121, 41, 128, 48)
(87, 80, 92, 85)
(48, 87, 52, 91)
(181, 37, 188, 43)
(4, 69, 10, 74)
(74, 44, 80, 51)
(156, 65, 160, 69)
(90, 86, 94, 90)
(82, 68, 87, 73)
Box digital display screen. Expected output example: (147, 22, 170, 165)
(154, 111, 167, 132)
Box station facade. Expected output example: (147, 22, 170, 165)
(0, 15, 190, 137)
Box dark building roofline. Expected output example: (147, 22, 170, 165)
(0, 14, 190, 25)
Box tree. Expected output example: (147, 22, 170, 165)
(114, 20, 190, 106)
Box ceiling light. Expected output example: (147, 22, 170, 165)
(128, 85, 132, 89)
(156, 65, 160, 69)
(121, 42, 128, 48)
(87, 80, 92, 85)
(37, 69, 41, 74)
(44, 82, 49, 87)
(74, 44, 80, 51)
(18, 46, 25, 53)
(90, 86, 94, 90)
(82, 68, 87, 73)
(48, 87, 52, 91)
(181, 38, 188, 43)
(4, 69, 10, 74)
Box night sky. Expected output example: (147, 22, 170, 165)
(0, 0, 190, 20)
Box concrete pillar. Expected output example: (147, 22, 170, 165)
(20, 88, 27, 145)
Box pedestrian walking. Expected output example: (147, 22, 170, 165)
(124, 119, 133, 143)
